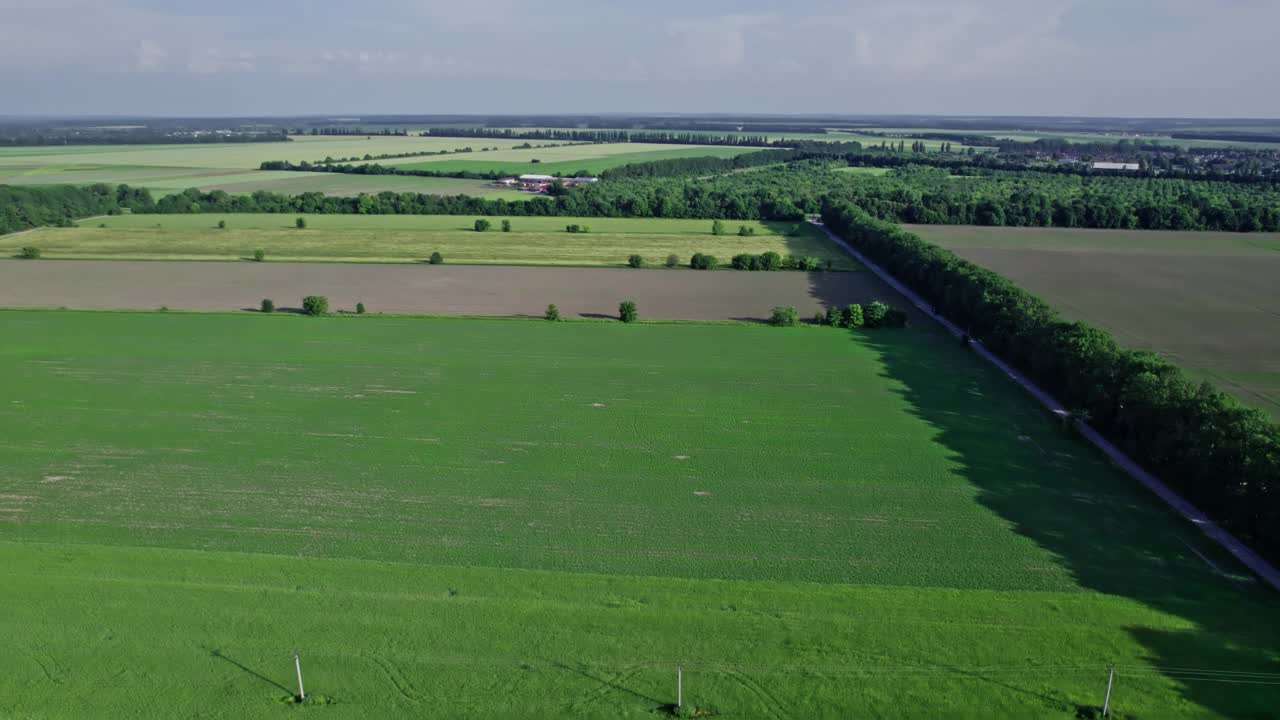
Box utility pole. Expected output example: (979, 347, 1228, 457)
(677, 661, 683, 709)
(294, 651, 306, 702)
(1102, 665, 1114, 717)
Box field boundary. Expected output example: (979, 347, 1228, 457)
(811, 219, 1280, 592)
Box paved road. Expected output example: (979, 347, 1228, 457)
(811, 219, 1280, 592)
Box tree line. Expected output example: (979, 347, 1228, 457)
(422, 127, 785, 147)
(821, 200, 1280, 564)
(0, 184, 146, 234)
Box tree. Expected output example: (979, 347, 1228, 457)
(845, 303, 864, 328)
(18, 246, 41, 259)
(545, 304, 561, 321)
(302, 295, 329, 316)
(619, 300, 638, 323)
(665, 254, 680, 268)
(769, 306, 800, 327)
(758, 251, 782, 271)
(474, 218, 492, 232)
(356, 302, 366, 314)
(217, 220, 226, 229)
(712, 220, 726, 235)
(501, 219, 511, 232)
(627, 254, 645, 268)
(731, 253, 755, 270)
(863, 300, 890, 328)
(429, 252, 444, 264)
(252, 249, 265, 262)
(260, 298, 274, 313)
(295, 217, 306, 229)
(737, 225, 756, 236)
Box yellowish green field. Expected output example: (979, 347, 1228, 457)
(13, 213, 855, 268)
(383, 143, 753, 175)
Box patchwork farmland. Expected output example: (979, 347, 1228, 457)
(3, 311, 1277, 718)
(0, 136, 752, 198)
(909, 224, 1280, 417)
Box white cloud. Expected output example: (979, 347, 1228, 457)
(133, 40, 167, 72)
(187, 49, 255, 75)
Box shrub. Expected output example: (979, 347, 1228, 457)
(429, 252, 444, 265)
(252, 249, 265, 262)
(501, 219, 511, 232)
(295, 217, 306, 229)
(813, 311, 826, 325)
(711, 219, 725, 235)
(217, 220, 226, 229)
(826, 306, 844, 327)
(731, 253, 754, 271)
(18, 246, 41, 259)
(864, 300, 890, 328)
(689, 253, 718, 270)
(545, 304, 561, 321)
(618, 300, 638, 323)
(474, 218, 492, 232)
(627, 254, 645, 268)
(804, 256, 824, 271)
(845, 303, 865, 328)
(769, 306, 800, 327)
(302, 295, 329, 316)
(566, 224, 580, 233)
(758, 251, 782, 271)
(356, 302, 366, 314)
(738, 225, 756, 237)
(664, 254, 680, 268)
(260, 298, 274, 313)
(881, 308, 908, 328)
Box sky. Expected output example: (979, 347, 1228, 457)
(2, 0, 1277, 118)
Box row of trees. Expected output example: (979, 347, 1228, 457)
(821, 200, 1280, 562)
(422, 127, 786, 147)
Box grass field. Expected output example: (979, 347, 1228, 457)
(908, 224, 1280, 417)
(10, 213, 855, 268)
(1, 311, 1276, 718)
(384, 144, 752, 175)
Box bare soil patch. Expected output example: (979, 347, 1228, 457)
(0, 261, 887, 321)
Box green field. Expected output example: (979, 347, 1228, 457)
(909, 224, 1280, 417)
(385, 143, 752, 175)
(13, 213, 855, 268)
(1, 311, 1276, 718)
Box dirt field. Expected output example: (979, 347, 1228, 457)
(0, 260, 885, 320)
(909, 224, 1280, 417)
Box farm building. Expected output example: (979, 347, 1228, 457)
(518, 174, 556, 183)
(1092, 161, 1140, 171)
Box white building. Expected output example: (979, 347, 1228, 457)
(1092, 162, 1140, 171)
(518, 174, 556, 183)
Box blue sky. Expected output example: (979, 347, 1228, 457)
(1, 0, 1276, 117)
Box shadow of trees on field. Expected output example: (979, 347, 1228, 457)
(855, 327, 1280, 719)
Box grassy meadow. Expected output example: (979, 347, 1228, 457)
(12, 213, 855, 268)
(2, 312, 1278, 718)
(910, 224, 1280, 418)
